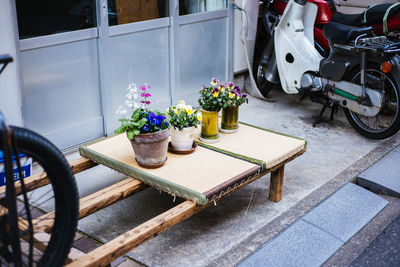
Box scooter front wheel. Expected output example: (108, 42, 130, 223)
(344, 66, 400, 139)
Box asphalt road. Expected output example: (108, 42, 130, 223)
(351, 214, 400, 266)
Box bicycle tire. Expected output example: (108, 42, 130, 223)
(0, 126, 79, 266)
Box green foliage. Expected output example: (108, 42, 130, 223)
(166, 101, 202, 131)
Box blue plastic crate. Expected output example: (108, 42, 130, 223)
(0, 151, 32, 186)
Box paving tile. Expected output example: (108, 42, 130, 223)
(73, 236, 101, 253)
(302, 183, 388, 242)
(111, 256, 126, 267)
(239, 220, 343, 267)
(357, 149, 400, 197)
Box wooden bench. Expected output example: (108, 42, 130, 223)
(31, 123, 306, 266)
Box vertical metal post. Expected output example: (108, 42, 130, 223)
(226, 0, 234, 82)
(360, 51, 367, 99)
(169, 0, 180, 105)
(96, 0, 111, 135)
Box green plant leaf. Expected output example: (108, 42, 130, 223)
(132, 108, 141, 120)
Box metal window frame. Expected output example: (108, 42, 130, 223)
(15, 0, 233, 138)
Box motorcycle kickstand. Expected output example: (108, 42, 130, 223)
(313, 101, 338, 127)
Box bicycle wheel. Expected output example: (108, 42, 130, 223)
(0, 126, 79, 266)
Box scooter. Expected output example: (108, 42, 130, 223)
(274, 0, 400, 139)
(254, 0, 400, 97)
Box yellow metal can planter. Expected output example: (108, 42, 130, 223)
(200, 110, 219, 139)
(221, 106, 239, 130)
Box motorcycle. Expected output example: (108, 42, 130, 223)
(271, 0, 400, 139)
(254, 0, 400, 97)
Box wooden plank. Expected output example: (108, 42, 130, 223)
(34, 177, 148, 232)
(66, 200, 205, 267)
(269, 165, 285, 202)
(0, 157, 97, 197)
(70, 157, 98, 174)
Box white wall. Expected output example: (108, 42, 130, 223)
(233, 0, 259, 74)
(0, 0, 23, 126)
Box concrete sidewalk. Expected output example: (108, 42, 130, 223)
(62, 89, 400, 267)
(240, 143, 400, 267)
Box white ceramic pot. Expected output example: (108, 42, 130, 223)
(170, 126, 196, 151)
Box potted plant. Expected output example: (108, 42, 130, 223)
(198, 78, 225, 141)
(115, 83, 170, 168)
(220, 82, 248, 132)
(166, 100, 202, 151)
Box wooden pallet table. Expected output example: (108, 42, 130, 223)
(33, 123, 307, 266)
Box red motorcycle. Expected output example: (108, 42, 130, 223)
(254, 0, 400, 97)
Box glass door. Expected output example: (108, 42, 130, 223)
(172, 0, 233, 106)
(16, 0, 104, 149)
(103, 0, 171, 135)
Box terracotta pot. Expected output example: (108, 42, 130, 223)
(221, 106, 239, 130)
(200, 110, 219, 139)
(171, 126, 196, 151)
(129, 128, 170, 168)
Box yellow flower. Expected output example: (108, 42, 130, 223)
(229, 92, 235, 98)
(220, 87, 225, 92)
(178, 100, 185, 105)
(174, 109, 179, 114)
(197, 113, 202, 121)
(185, 105, 193, 115)
(213, 91, 219, 97)
(166, 108, 170, 114)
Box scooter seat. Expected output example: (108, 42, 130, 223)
(323, 22, 372, 45)
(331, 3, 400, 27)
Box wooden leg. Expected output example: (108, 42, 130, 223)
(269, 165, 285, 202)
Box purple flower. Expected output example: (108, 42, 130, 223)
(140, 85, 146, 91)
(242, 94, 248, 104)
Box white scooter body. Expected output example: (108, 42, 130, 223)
(274, 0, 323, 94)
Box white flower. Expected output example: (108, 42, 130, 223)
(125, 100, 134, 108)
(133, 93, 138, 99)
(134, 102, 139, 108)
(116, 105, 126, 115)
(126, 93, 133, 100)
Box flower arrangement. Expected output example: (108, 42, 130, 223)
(198, 78, 226, 111)
(198, 78, 248, 111)
(114, 83, 169, 140)
(166, 100, 202, 131)
(221, 82, 249, 107)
